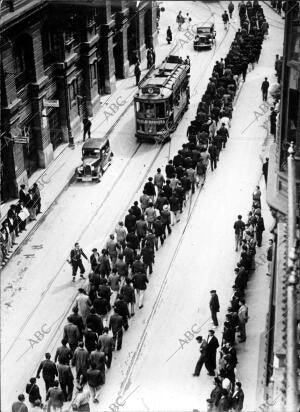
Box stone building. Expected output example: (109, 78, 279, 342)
(261, 1, 300, 410)
(0, 0, 158, 200)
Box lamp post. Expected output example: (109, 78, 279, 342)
(286, 142, 298, 412)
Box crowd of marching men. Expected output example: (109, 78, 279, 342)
(11, 1, 270, 411)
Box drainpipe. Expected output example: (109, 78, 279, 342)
(286, 142, 298, 412)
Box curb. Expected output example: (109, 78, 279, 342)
(2, 94, 137, 267)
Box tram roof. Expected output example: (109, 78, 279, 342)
(136, 61, 188, 100)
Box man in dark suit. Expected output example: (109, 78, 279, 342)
(98, 327, 114, 368)
(209, 290, 220, 326)
(36, 353, 58, 393)
(193, 336, 208, 377)
(231, 381, 244, 411)
(19, 184, 28, 204)
(205, 330, 219, 376)
(109, 309, 124, 350)
(69, 243, 87, 282)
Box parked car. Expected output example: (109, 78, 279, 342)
(76, 137, 113, 182)
(193, 23, 216, 50)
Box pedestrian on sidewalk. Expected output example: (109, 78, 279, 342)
(262, 158, 269, 184)
(266, 239, 273, 276)
(277, 0, 282, 14)
(36, 353, 58, 394)
(270, 107, 277, 139)
(208, 378, 223, 409)
(209, 290, 220, 327)
(233, 215, 245, 251)
(132, 270, 148, 309)
(205, 330, 219, 376)
(134, 62, 141, 86)
(32, 183, 41, 214)
(69, 243, 88, 282)
(146, 48, 153, 69)
(83, 118, 92, 141)
(208, 142, 217, 171)
(255, 211, 265, 247)
(228, 1, 234, 18)
(57, 361, 74, 402)
(238, 299, 248, 342)
(261, 77, 269, 101)
(252, 185, 261, 209)
(27, 189, 37, 221)
(222, 10, 229, 30)
(166, 26, 172, 44)
(231, 381, 244, 412)
(176, 11, 183, 30)
(193, 336, 208, 377)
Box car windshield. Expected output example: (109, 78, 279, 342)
(83, 148, 101, 158)
(197, 27, 211, 34)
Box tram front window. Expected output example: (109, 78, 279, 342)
(145, 104, 155, 118)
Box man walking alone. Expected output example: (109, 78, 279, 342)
(209, 290, 220, 327)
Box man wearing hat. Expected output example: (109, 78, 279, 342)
(209, 290, 220, 327)
(193, 336, 208, 377)
(205, 330, 219, 376)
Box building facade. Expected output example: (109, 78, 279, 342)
(0, 0, 158, 201)
(261, 1, 300, 410)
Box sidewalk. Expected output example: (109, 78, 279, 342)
(0, 24, 173, 266)
(228, 11, 283, 411)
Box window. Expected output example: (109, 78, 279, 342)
(69, 79, 78, 108)
(90, 61, 97, 85)
(14, 35, 35, 90)
(15, 48, 25, 74)
(42, 28, 60, 68)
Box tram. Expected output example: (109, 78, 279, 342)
(134, 55, 190, 143)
